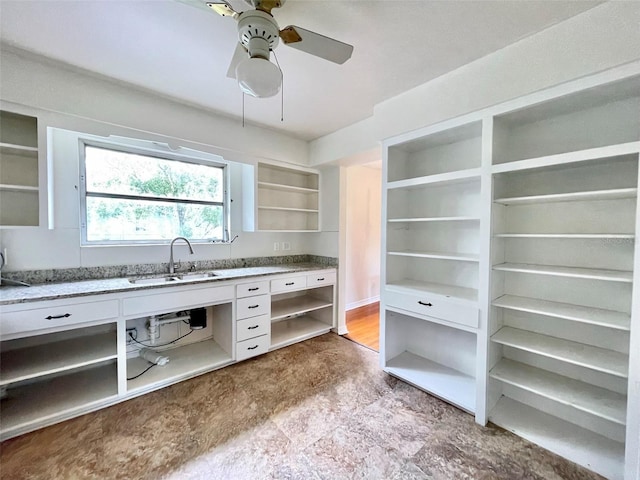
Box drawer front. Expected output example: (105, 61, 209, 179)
(237, 314, 270, 342)
(270, 276, 307, 293)
(236, 280, 269, 299)
(123, 285, 234, 317)
(236, 334, 270, 361)
(306, 271, 336, 288)
(385, 290, 478, 328)
(1, 299, 120, 335)
(236, 295, 270, 320)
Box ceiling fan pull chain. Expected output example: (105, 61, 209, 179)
(272, 49, 284, 122)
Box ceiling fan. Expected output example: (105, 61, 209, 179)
(182, 0, 354, 98)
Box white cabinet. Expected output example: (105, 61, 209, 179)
(243, 162, 320, 232)
(269, 270, 335, 350)
(381, 119, 484, 414)
(382, 68, 640, 479)
(0, 108, 41, 227)
(0, 306, 119, 439)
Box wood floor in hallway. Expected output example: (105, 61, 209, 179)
(344, 302, 380, 351)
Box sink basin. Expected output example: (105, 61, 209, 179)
(178, 272, 218, 281)
(129, 276, 181, 285)
(128, 272, 217, 285)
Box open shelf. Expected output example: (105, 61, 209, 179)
(257, 181, 318, 194)
(494, 233, 634, 239)
(127, 339, 232, 393)
(492, 295, 630, 331)
(493, 263, 633, 283)
(491, 327, 628, 378)
(385, 351, 475, 412)
(489, 396, 625, 480)
(271, 296, 333, 321)
(490, 359, 627, 425)
(388, 250, 479, 262)
(386, 279, 478, 303)
(387, 168, 481, 190)
(388, 216, 479, 223)
(0, 184, 39, 192)
(1, 332, 117, 385)
(0, 362, 118, 439)
(0, 142, 38, 154)
(258, 206, 319, 213)
(270, 316, 331, 350)
(494, 187, 637, 205)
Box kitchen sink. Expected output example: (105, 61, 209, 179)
(128, 271, 217, 285)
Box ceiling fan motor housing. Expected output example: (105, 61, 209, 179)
(237, 10, 280, 59)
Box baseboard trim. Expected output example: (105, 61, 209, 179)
(346, 296, 380, 311)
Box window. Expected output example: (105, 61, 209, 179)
(81, 144, 228, 244)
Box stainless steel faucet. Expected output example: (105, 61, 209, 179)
(169, 237, 194, 274)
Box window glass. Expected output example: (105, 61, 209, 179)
(82, 145, 226, 243)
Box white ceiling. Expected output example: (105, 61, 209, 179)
(0, 0, 600, 141)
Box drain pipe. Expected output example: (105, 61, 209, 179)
(147, 313, 193, 345)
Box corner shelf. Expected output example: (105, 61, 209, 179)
(491, 327, 629, 378)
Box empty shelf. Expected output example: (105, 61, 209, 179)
(1, 333, 117, 386)
(387, 168, 481, 190)
(489, 397, 625, 480)
(257, 181, 318, 193)
(257, 206, 319, 213)
(490, 359, 626, 425)
(492, 295, 630, 331)
(270, 316, 331, 350)
(494, 187, 637, 205)
(491, 327, 628, 378)
(388, 250, 479, 262)
(493, 263, 633, 283)
(271, 296, 333, 321)
(494, 233, 634, 239)
(385, 351, 475, 413)
(388, 216, 480, 223)
(127, 339, 232, 393)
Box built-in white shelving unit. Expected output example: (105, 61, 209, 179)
(0, 109, 40, 227)
(243, 162, 320, 232)
(382, 68, 640, 479)
(381, 119, 484, 414)
(270, 285, 334, 350)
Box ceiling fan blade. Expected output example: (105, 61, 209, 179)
(205, 1, 239, 19)
(279, 26, 353, 65)
(227, 43, 248, 79)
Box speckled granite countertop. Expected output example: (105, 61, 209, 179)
(0, 263, 334, 306)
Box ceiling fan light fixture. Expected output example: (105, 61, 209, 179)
(235, 57, 282, 98)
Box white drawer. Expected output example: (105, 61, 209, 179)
(271, 276, 307, 293)
(122, 284, 234, 317)
(236, 280, 269, 299)
(306, 271, 336, 288)
(236, 295, 270, 320)
(385, 289, 478, 328)
(1, 299, 120, 336)
(236, 334, 270, 361)
(236, 314, 270, 342)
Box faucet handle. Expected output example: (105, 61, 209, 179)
(189, 262, 198, 272)
(173, 260, 182, 272)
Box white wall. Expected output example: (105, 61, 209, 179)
(309, 1, 640, 165)
(0, 48, 341, 272)
(344, 165, 381, 310)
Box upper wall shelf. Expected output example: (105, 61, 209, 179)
(243, 162, 320, 232)
(493, 263, 633, 283)
(494, 187, 638, 206)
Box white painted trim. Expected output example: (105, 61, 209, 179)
(346, 296, 380, 312)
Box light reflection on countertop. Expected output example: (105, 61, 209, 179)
(0, 263, 333, 305)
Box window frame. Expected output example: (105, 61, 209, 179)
(79, 139, 230, 246)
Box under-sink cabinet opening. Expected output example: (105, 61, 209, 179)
(125, 302, 233, 393)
